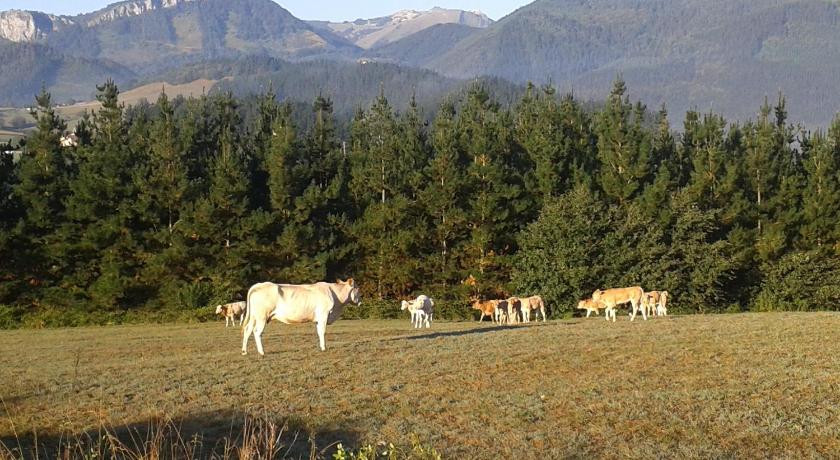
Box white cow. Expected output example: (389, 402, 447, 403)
(241, 278, 361, 355)
(400, 295, 434, 328)
(519, 295, 547, 322)
(215, 301, 247, 327)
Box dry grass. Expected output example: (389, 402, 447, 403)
(1, 312, 838, 458)
(0, 79, 218, 134)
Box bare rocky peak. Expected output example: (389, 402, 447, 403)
(86, 0, 201, 26)
(0, 0, 200, 42)
(0, 10, 73, 42)
(319, 7, 493, 49)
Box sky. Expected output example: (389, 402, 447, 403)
(0, 1, 534, 21)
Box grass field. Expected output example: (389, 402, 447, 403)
(1, 312, 838, 458)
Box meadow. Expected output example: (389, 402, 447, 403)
(1, 312, 838, 459)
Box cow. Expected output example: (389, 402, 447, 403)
(401, 295, 434, 328)
(641, 291, 661, 318)
(471, 297, 501, 324)
(657, 291, 669, 316)
(241, 278, 361, 355)
(519, 295, 547, 322)
(577, 299, 604, 318)
(215, 301, 246, 327)
(592, 286, 645, 322)
(505, 297, 522, 324)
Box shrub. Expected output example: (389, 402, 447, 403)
(753, 250, 840, 311)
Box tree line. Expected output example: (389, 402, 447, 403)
(2, 78, 840, 327)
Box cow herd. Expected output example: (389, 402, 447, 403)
(469, 295, 547, 325)
(217, 278, 670, 356)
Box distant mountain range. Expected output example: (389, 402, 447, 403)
(3, 0, 840, 127)
(307, 7, 492, 49)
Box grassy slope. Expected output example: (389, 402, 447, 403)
(1, 313, 838, 458)
(0, 79, 217, 134)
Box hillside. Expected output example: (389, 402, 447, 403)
(425, 0, 840, 125)
(370, 23, 482, 67)
(0, 39, 136, 106)
(309, 7, 492, 49)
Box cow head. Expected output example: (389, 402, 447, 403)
(400, 300, 410, 311)
(344, 278, 361, 305)
(576, 300, 586, 310)
(214, 305, 224, 315)
(591, 289, 604, 301)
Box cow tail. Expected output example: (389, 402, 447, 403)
(242, 286, 253, 334)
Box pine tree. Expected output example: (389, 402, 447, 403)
(458, 85, 520, 282)
(799, 120, 840, 249)
(349, 93, 420, 298)
(64, 79, 138, 309)
(183, 93, 252, 300)
(594, 77, 650, 204)
(9, 88, 75, 306)
(419, 100, 468, 290)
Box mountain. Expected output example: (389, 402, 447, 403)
(423, 0, 840, 125)
(369, 23, 482, 68)
(2, 0, 359, 70)
(308, 7, 492, 49)
(0, 39, 136, 106)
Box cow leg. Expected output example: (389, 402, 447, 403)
(541, 307, 546, 322)
(586, 309, 591, 318)
(639, 300, 647, 321)
(242, 319, 255, 355)
(316, 320, 327, 351)
(253, 320, 267, 356)
(427, 313, 432, 328)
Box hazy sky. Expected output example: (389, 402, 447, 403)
(0, 1, 534, 21)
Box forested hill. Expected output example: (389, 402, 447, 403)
(422, 0, 840, 126)
(2, 79, 840, 327)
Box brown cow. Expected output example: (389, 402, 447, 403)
(592, 286, 645, 322)
(471, 297, 507, 324)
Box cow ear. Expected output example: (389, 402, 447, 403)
(347, 278, 354, 286)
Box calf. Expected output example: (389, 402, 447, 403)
(657, 291, 669, 316)
(401, 295, 434, 328)
(215, 301, 247, 327)
(577, 299, 603, 318)
(505, 297, 522, 324)
(471, 297, 502, 324)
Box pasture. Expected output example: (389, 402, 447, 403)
(1, 312, 838, 458)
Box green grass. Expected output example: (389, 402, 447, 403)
(1, 312, 838, 458)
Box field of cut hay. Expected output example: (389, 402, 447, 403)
(1, 312, 838, 458)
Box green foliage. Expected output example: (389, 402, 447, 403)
(333, 439, 442, 460)
(3, 78, 840, 327)
(754, 251, 840, 311)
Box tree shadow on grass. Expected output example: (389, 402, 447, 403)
(0, 410, 363, 459)
(393, 320, 577, 341)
